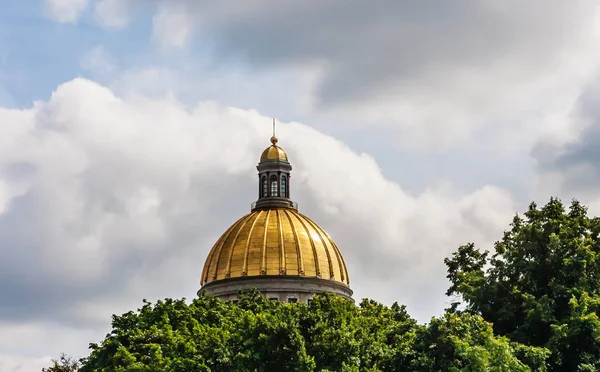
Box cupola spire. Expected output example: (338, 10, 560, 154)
(271, 118, 278, 145)
(252, 119, 296, 211)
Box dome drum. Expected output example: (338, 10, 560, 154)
(198, 276, 353, 303)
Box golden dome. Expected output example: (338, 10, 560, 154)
(260, 135, 288, 162)
(201, 208, 350, 286)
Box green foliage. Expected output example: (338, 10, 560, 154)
(69, 290, 540, 371)
(407, 313, 548, 371)
(42, 353, 81, 372)
(445, 198, 600, 370)
(81, 294, 312, 372)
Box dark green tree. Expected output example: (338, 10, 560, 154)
(57, 289, 544, 371)
(445, 198, 600, 370)
(81, 293, 314, 372)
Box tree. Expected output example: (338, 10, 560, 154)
(80, 293, 315, 372)
(407, 312, 548, 371)
(52, 289, 544, 371)
(445, 198, 600, 370)
(42, 353, 81, 372)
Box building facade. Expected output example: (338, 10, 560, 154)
(198, 133, 353, 303)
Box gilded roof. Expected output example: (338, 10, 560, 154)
(201, 208, 350, 286)
(260, 135, 288, 162)
(260, 145, 288, 162)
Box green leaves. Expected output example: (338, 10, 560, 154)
(42, 354, 81, 372)
(74, 290, 540, 371)
(445, 198, 600, 370)
(413, 313, 545, 371)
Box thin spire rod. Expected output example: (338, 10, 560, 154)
(270, 118, 278, 145)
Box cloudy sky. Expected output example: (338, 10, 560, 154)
(2, 0, 600, 370)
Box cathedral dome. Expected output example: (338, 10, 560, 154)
(260, 135, 288, 162)
(198, 122, 352, 303)
(201, 208, 350, 286)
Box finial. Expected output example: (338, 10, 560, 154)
(270, 118, 278, 145)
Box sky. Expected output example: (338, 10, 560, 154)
(2, 0, 600, 370)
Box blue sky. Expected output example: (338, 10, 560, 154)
(2, 0, 600, 370)
(1, 0, 152, 107)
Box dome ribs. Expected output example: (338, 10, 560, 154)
(260, 145, 289, 162)
(276, 209, 286, 275)
(330, 238, 349, 285)
(295, 214, 321, 278)
(224, 213, 256, 279)
(202, 229, 225, 283)
(202, 208, 349, 286)
(242, 210, 263, 276)
(260, 210, 271, 275)
(303, 214, 335, 281)
(282, 209, 305, 276)
(203, 214, 248, 284)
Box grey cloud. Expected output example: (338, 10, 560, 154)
(112, 0, 600, 150)
(533, 78, 600, 197)
(169, 0, 595, 108)
(0, 150, 273, 325)
(0, 82, 262, 326)
(74, 0, 600, 151)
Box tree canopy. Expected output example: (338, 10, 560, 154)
(47, 198, 600, 371)
(446, 198, 600, 371)
(67, 291, 542, 371)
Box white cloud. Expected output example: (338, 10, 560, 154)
(14, 2, 600, 367)
(0, 79, 517, 368)
(15, 0, 600, 367)
(0, 354, 52, 372)
(94, 0, 130, 28)
(43, 0, 89, 23)
(152, 4, 195, 48)
(0, 322, 103, 371)
(286, 129, 517, 314)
